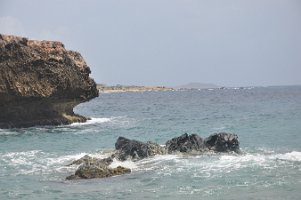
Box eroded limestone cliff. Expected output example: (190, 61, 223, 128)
(0, 34, 99, 128)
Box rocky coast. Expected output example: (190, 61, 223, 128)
(0, 34, 99, 128)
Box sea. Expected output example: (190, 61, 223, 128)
(0, 86, 301, 200)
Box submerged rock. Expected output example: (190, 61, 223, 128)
(204, 132, 240, 153)
(165, 133, 205, 153)
(66, 155, 131, 180)
(0, 34, 98, 128)
(115, 137, 166, 161)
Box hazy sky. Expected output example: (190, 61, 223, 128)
(1, 0, 301, 87)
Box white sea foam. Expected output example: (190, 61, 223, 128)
(109, 158, 138, 170)
(1, 150, 42, 166)
(1, 149, 300, 176)
(130, 151, 301, 176)
(0, 150, 91, 175)
(46, 153, 88, 166)
(273, 151, 301, 162)
(69, 116, 137, 128)
(70, 117, 112, 126)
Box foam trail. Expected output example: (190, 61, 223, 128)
(70, 117, 112, 126)
(274, 151, 301, 162)
(109, 158, 138, 170)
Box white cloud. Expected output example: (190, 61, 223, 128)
(0, 16, 25, 36)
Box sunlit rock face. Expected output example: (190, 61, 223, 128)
(0, 34, 99, 128)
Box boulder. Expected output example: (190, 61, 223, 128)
(66, 155, 131, 180)
(204, 132, 240, 153)
(66, 165, 131, 180)
(165, 133, 205, 153)
(115, 137, 166, 161)
(0, 34, 98, 128)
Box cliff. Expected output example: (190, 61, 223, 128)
(0, 34, 99, 128)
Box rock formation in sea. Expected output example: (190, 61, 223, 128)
(115, 136, 167, 161)
(0, 34, 99, 128)
(165, 133, 205, 153)
(66, 132, 240, 180)
(66, 155, 131, 180)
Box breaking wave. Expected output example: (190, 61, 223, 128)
(1, 149, 300, 177)
(70, 117, 112, 126)
(69, 116, 137, 128)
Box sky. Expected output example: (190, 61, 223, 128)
(0, 0, 301, 87)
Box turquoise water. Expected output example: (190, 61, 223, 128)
(1, 86, 301, 199)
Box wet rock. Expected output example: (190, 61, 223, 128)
(0, 34, 98, 128)
(165, 133, 205, 153)
(66, 165, 131, 180)
(66, 133, 241, 180)
(115, 137, 166, 161)
(204, 132, 240, 153)
(67, 155, 113, 166)
(66, 155, 130, 180)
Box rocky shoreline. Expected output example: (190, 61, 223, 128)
(66, 132, 240, 180)
(0, 34, 99, 128)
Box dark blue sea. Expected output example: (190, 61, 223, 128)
(1, 86, 301, 199)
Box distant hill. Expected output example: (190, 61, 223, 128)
(175, 82, 220, 89)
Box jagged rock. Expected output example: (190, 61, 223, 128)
(165, 133, 205, 153)
(66, 155, 131, 180)
(66, 133, 241, 180)
(204, 132, 240, 153)
(66, 165, 131, 180)
(0, 34, 98, 128)
(115, 137, 166, 161)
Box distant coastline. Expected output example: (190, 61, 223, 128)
(97, 84, 174, 93)
(97, 82, 226, 93)
(97, 83, 272, 93)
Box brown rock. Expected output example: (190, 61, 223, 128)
(0, 34, 99, 128)
(66, 155, 131, 180)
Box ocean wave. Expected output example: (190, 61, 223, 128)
(70, 117, 112, 126)
(109, 158, 138, 170)
(273, 151, 301, 162)
(69, 116, 137, 128)
(132, 150, 301, 176)
(0, 150, 90, 175)
(1, 149, 300, 177)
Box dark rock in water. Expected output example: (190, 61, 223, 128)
(165, 133, 205, 153)
(0, 34, 98, 128)
(204, 132, 240, 153)
(66, 165, 131, 180)
(66, 155, 131, 180)
(66, 133, 241, 180)
(115, 137, 166, 161)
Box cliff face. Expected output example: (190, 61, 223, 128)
(0, 34, 99, 128)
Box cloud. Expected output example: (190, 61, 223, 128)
(0, 16, 25, 36)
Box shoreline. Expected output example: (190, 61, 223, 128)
(97, 84, 174, 93)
